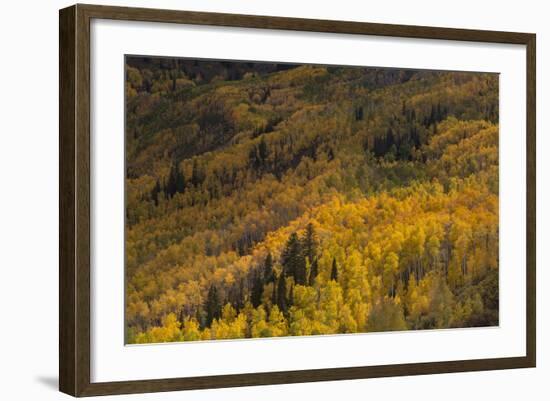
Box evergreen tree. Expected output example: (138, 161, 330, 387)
(288, 284, 294, 307)
(271, 281, 277, 306)
(385, 127, 395, 153)
(281, 232, 306, 284)
(166, 160, 185, 198)
(355, 105, 364, 121)
(309, 258, 319, 286)
(327, 147, 335, 161)
(429, 104, 436, 126)
(176, 167, 186, 194)
(227, 279, 245, 312)
(250, 272, 264, 308)
(191, 159, 205, 187)
(373, 127, 398, 158)
(276, 273, 288, 314)
(263, 252, 275, 284)
(165, 161, 178, 197)
(151, 178, 162, 206)
(258, 137, 269, 164)
(301, 223, 318, 264)
(205, 285, 221, 327)
(436, 102, 443, 122)
(249, 146, 260, 170)
(236, 278, 245, 311)
(330, 257, 339, 282)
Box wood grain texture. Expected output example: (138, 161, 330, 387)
(75, 4, 92, 396)
(59, 3, 537, 397)
(525, 34, 536, 367)
(59, 5, 76, 396)
(78, 356, 534, 396)
(78, 3, 533, 44)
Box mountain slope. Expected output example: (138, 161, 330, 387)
(124, 57, 499, 343)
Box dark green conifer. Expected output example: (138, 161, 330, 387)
(330, 257, 339, 282)
(205, 285, 221, 327)
(250, 272, 264, 308)
(309, 258, 319, 286)
(263, 252, 275, 284)
(276, 273, 287, 313)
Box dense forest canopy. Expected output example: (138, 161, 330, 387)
(125, 56, 499, 343)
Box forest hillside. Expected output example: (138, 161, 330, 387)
(124, 57, 499, 343)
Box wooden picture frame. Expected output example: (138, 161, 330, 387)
(59, 3, 536, 397)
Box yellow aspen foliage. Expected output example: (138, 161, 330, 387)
(182, 318, 201, 341)
(125, 58, 499, 343)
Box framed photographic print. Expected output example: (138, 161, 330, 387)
(59, 3, 536, 397)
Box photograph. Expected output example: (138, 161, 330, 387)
(0, 0, 543, 398)
(124, 56, 500, 344)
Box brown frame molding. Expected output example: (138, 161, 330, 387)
(59, 3, 536, 397)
